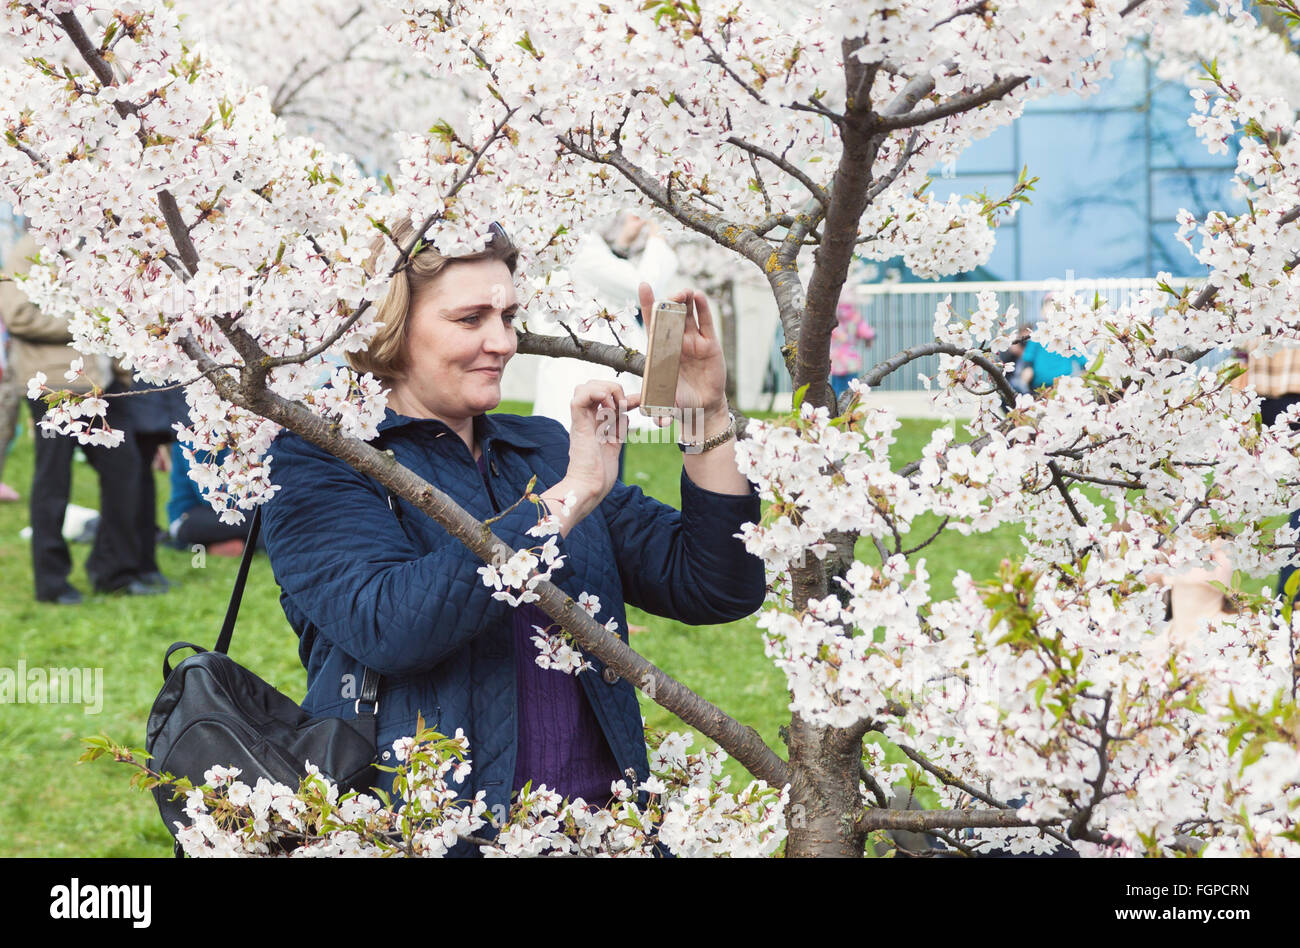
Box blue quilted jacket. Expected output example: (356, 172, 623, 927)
(260, 408, 766, 824)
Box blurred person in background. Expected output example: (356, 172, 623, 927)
(1240, 342, 1300, 601)
(1018, 295, 1087, 392)
(1001, 325, 1034, 395)
(829, 296, 875, 406)
(1, 232, 160, 603)
(121, 379, 189, 588)
(0, 303, 20, 501)
(165, 441, 261, 558)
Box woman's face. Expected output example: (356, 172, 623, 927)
(393, 257, 519, 423)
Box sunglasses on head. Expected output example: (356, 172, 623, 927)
(488, 221, 511, 245)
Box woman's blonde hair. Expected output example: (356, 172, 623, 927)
(348, 219, 518, 382)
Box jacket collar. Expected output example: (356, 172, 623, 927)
(376, 408, 546, 451)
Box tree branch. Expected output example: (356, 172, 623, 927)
(870, 1, 1154, 133)
(556, 134, 770, 266)
(858, 807, 1056, 832)
(55, 12, 120, 92)
(753, 212, 796, 237)
(792, 121, 881, 410)
(864, 130, 922, 202)
(788, 98, 845, 126)
(1159, 205, 1300, 363)
(702, 52, 768, 105)
(1059, 470, 1146, 490)
(932, 2, 992, 29)
(725, 136, 829, 209)
(1068, 692, 1120, 845)
(158, 191, 199, 276)
(556, 130, 810, 359)
(269, 5, 366, 113)
(873, 75, 1030, 132)
(860, 763, 890, 809)
(894, 742, 1075, 849)
(515, 331, 644, 374)
(860, 340, 1086, 525)
(902, 516, 952, 556)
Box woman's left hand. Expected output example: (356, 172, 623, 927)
(636, 283, 729, 433)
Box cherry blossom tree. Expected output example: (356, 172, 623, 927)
(6, 0, 1300, 857)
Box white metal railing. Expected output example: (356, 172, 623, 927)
(761, 277, 1210, 395)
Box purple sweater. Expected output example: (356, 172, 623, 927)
(476, 454, 622, 804)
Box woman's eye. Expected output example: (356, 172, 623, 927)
(503, 311, 517, 325)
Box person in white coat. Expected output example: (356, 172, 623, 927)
(531, 213, 678, 473)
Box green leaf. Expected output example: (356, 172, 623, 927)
(1284, 570, 1300, 623)
(428, 120, 457, 142)
(791, 382, 810, 413)
(515, 31, 539, 58)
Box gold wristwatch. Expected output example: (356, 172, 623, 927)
(677, 410, 738, 455)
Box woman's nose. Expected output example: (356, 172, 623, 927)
(484, 314, 516, 354)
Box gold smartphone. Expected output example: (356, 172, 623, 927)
(641, 300, 687, 418)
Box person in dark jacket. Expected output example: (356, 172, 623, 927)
(166, 442, 264, 557)
(120, 379, 189, 588)
(2, 233, 157, 602)
(260, 221, 766, 849)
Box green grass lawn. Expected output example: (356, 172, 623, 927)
(0, 402, 1022, 857)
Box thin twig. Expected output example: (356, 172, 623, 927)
(864, 130, 922, 202)
(788, 99, 845, 126)
(1059, 470, 1145, 490)
(902, 517, 951, 556)
(932, 1, 992, 29)
(859, 763, 889, 809)
(872, 75, 1030, 132)
(894, 743, 1075, 850)
(725, 136, 829, 209)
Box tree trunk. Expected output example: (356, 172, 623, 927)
(719, 277, 739, 407)
(784, 714, 867, 857)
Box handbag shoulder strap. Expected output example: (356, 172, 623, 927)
(214, 506, 261, 655)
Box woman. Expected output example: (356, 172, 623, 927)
(259, 220, 766, 844)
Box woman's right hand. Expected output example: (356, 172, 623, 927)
(540, 380, 633, 535)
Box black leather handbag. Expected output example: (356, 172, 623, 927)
(145, 508, 381, 853)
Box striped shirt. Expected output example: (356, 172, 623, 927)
(1246, 344, 1300, 398)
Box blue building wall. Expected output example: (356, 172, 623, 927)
(921, 46, 1242, 282)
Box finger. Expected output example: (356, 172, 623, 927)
(668, 289, 708, 342)
(575, 385, 628, 442)
(623, 390, 670, 426)
(690, 290, 716, 340)
(573, 380, 627, 407)
(670, 288, 702, 314)
(682, 291, 699, 338)
(637, 283, 654, 322)
(570, 382, 626, 436)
